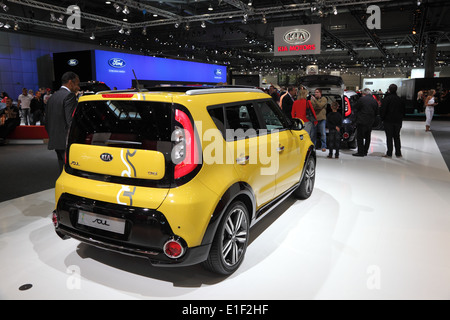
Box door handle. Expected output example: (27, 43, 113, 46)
(236, 155, 250, 165)
(277, 145, 285, 152)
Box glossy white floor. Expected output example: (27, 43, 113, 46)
(1, 121, 449, 300)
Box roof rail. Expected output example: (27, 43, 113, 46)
(185, 87, 263, 95)
(96, 89, 148, 95)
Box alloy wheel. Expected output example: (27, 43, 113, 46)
(221, 207, 248, 267)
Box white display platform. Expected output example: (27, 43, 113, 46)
(1, 121, 449, 300)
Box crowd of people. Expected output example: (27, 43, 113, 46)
(0, 87, 53, 144)
(263, 83, 407, 159)
(0, 80, 440, 159)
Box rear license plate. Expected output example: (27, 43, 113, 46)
(77, 210, 126, 234)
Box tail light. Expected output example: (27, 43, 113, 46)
(344, 96, 352, 117)
(163, 238, 185, 258)
(172, 109, 199, 180)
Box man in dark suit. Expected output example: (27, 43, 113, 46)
(45, 71, 80, 173)
(281, 86, 297, 120)
(353, 88, 378, 157)
(380, 84, 406, 158)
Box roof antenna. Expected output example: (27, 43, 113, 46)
(132, 69, 141, 92)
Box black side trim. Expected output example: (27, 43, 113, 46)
(200, 182, 255, 246)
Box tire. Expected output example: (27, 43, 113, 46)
(203, 201, 249, 275)
(294, 156, 316, 200)
(348, 138, 357, 149)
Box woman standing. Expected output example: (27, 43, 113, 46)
(291, 88, 317, 136)
(424, 89, 438, 132)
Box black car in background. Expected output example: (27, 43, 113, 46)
(78, 81, 111, 95)
(299, 75, 358, 149)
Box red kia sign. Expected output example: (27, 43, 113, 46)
(274, 24, 321, 56)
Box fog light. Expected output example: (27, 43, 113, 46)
(163, 239, 185, 258)
(52, 210, 58, 227)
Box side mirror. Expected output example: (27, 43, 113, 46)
(291, 118, 305, 131)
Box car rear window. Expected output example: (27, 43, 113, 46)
(68, 100, 172, 150)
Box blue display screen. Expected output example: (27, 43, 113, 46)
(94, 50, 227, 89)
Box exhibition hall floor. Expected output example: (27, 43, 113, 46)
(1, 121, 449, 300)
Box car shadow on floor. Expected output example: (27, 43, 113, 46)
(61, 195, 301, 293)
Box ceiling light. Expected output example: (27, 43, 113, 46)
(185, 23, 190, 30)
(90, 33, 95, 40)
(262, 14, 267, 24)
(0, 22, 3, 28)
(153, 13, 158, 17)
(113, 3, 121, 13)
(119, 26, 124, 34)
(248, 1, 252, 5)
(0, 2, 8, 12)
(125, 28, 131, 35)
(174, 22, 180, 28)
(333, 6, 337, 15)
(142, 27, 147, 35)
(201, 21, 206, 28)
(3, 22, 10, 29)
(122, 5, 130, 14)
(50, 13, 56, 22)
(57, 14, 64, 23)
(208, 4, 213, 11)
(14, 21, 19, 30)
(105, 1, 111, 4)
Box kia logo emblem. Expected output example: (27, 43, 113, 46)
(68, 59, 78, 66)
(283, 29, 311, 45)
(100, 153, 113, 162)
(108, 58, 126, 68)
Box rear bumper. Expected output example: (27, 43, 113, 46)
(341, 119, 356, 141)
(54, 193, 210, 266)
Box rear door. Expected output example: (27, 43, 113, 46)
(66, 95, 174, 208)
(256, 100, 302, 196)
(222, 101, 277, 208)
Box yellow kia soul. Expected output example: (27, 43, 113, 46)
(52, 87, 316, 275)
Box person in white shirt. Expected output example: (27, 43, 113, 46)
(424, 89, 438, 132)
(44, 89, 52, 105)
(18, 88, 33, 125)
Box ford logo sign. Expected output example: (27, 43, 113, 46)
(68, 59, 78, 67)
(214, 69, 222, 76)
(283, 29, 311, 45)
(100, 153, 113, 162)
(108, 58, 126, 68)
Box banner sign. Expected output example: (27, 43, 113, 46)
(94, 50, 227, 89)
(274, 24, 321, 56)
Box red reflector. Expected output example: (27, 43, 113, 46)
(343, 132, 349, 139)
(52, 211, 58, 227)
(164, 240, 184, 258)
(101, 94, 134, 99)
